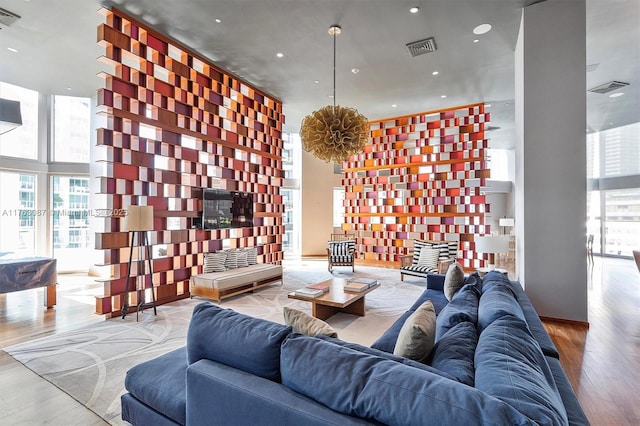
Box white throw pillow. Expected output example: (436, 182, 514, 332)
(393, 301, 436, 363)
(236, 249, 249, 268)
(417, 247, 439, 269)
(283, 307, 338, 338)
(204, 252, 227, 273)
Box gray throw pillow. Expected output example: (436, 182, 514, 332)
(393, 301, 436, 363)
(283, 307, 338, 338)
(444, 262, 465, 301)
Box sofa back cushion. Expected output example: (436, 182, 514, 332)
(435, 283, 480, 340)
(474, 314, 568, 426)
(477, 280, 526, 332)
(186, 302, 291, 381)
(281, 334, 535, 426)
(429, 321, 478, 386)
(316, 335, 457, 381)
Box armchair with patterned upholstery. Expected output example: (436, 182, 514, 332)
(327, 233, 356, 273)
(400, 240, 458, 281)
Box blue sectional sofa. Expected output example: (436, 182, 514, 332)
(121, 271, 589, 426)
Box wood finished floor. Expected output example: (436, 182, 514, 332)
(0, 258, 638, 425)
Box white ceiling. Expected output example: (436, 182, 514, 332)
(0, 0, 637, 151)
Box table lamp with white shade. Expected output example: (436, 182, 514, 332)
(499, 217, 515, 235)
(475, 235, 510, 270)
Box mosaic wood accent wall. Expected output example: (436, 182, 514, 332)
(341, 103, 490, 270)
(94, 8, 284, 316)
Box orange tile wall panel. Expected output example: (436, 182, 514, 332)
(95, 8, 284, 316)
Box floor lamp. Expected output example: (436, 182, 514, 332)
(122, 205, 157, 320)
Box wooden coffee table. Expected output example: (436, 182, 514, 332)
(287, 277, 380, 320)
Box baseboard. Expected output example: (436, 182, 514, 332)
(540, 316, 590, 329)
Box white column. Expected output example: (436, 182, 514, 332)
(515, 0, 588, 322)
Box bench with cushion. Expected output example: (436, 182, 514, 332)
(400, 240, 457, 281)
(189, 247, 282, 302)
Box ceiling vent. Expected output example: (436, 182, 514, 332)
(0, 7, 20, 28)
(406, 37, 437, 57)
(588, 80, 629, 94)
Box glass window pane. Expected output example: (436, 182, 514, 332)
(53, 95, 91, 162)
(600, 123, 640, 178)
(0, 172, 36, 256)
(603, 188, 640, 257)
(0, 82, 38, 159)
(52, 176, 91, 270)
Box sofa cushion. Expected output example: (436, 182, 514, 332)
(370, 288, 447, 353)
(124, 347, 187, 425)
(316, 335, 457, 381)
(444, 262, 465, 300)
(478, 280, 526, 332)
(474, 314, 568, 426)
(203, 251, 227, 273)
(186, 302, 291, 381)
(190, 263, 282, 291)
(429, 321, 478, 386)
(283, 307, 338, 338)
(393, 301, 436, 363)
(281, 334, 535, 426)
(436, 283, 480, 340)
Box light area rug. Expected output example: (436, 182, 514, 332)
(3, 261, 425, 425)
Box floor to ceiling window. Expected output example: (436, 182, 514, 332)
(0, 172, 37, 256)
(587, 122, 640, 257)
(282, 133, 302, 256)
(0, 81, 93, 271)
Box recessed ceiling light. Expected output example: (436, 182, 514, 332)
(328, 94, 334, 98)
(392, 104, 397, 108)
(314, 80, 320, 84)
(473, 23, 492, 35)
(351, 68, 360, 74)
(473, 39, 480, 43)
(276, 52, 284, 58)
(441, 95, 447, 98)
(609, 92, 624, 98)
(215, 18, 221, 23)
(432, 71, 439, 75)
(67, 87, 72, 91)
(7, 47, 18, 53)
(409, 6, 420, 14)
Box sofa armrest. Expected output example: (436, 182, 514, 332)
(400, 254, 414, 267)
(187, 359, 375, 426)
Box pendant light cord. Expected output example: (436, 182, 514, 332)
(332, 29, 336, 107)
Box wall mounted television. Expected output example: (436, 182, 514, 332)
(202, 189, 254, 230)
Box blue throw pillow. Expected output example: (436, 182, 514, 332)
(477, 281, 526, 332)
(435, 283, 480, 340)
(475, 314, 568, 426)
(186, 302, 291, 381)
(429, 321, 478, 386)
(281, 334, 534, 426)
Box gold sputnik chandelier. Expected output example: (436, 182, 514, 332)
(300, 25, 369, 163)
